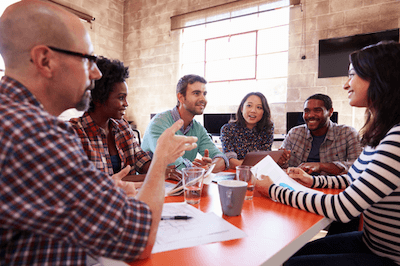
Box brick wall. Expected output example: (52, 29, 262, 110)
(123, 0, 292, 134)
(286, 0, 400, 134)
(56, 0, 125, 120)
(61, 0, 400, 136)
(53, 0, 125, 59)
(123, 0, 400, 136)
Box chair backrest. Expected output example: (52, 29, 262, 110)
(128, 123, 141, 145)
(131, 128, 141, 145)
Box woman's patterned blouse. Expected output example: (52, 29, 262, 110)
(220, 122, 274, 160)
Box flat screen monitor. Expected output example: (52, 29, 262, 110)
(203, 113, 236, 136)
(318, 29, 399, 78)
(286, 112, 338, 133)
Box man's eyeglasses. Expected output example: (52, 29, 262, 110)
(47, 46, 98, 67)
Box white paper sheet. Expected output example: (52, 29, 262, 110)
(251, 155, 323, 195)
(165, 181, 177, 196)
(100, 202, 247, 266)
(152, 202, 247, 253)
(202, 164, 215, 184)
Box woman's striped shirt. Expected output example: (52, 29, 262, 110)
(270, 124, 400, 264)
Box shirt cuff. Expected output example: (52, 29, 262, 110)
(224, 151, 237, 160)
(213, 154, 230, 170)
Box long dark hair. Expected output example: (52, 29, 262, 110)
(350, 41, 400, 147)
(88, 56, 129, 112)
(234, 92, 273, 133)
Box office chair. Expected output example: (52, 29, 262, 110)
(132, 128, 141, 146)
(129, 122, 141, 145)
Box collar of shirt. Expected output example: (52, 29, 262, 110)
(306, 120, 335, 140)
(80, 112, 120, 136)
(241, 124, 259, 133)
(171, 106, 193, 135)
(1, 76, 44, 110)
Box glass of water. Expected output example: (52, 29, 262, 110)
(182, 167, 205, 204)
(236, 165, 255, 200)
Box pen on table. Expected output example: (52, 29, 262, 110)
(174, 162, 183, 170)
(161, 215, 193, 220)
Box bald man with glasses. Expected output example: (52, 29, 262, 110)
(0, 1, 197, 265)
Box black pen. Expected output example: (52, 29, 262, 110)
(173, 162, 183, 170)
(161, 215, 193, 220)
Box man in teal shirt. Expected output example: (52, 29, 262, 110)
(142, 74, 228, 173)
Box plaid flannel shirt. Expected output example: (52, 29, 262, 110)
(281, 121, 362, 173)
(0, 76, 152, 265)
(70, 112, 151, 176)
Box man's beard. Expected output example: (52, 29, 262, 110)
(188, 108, 204, 116)
(306, 118, 327, 132)
(75, 82, 94, 111)
(75, 89, 91, 111)
(186, 101, 206, 116)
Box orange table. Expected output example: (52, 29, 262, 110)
(128, 182, 341, 266)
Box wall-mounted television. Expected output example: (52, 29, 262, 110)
(318, 29, 399, 78)
(203, 113, 236, 136)
(287, 112, 338, 133)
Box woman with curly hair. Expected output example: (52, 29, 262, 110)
(70, 57, 151, 179)
(220, 92, 274, 169)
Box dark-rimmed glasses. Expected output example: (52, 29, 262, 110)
(47, 46, 98, 67)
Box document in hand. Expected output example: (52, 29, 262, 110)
(251, 155, 323, 195)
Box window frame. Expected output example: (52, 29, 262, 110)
(205, 30, 258, 83)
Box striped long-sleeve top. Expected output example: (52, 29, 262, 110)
(270, 124, 400, 264)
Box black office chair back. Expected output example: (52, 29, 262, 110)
(128, 121, 141, 145)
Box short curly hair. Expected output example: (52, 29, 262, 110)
(88, 56, 129, 112)
(305, 93, 333, 110)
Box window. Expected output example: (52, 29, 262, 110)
(180, 5, 290, 108)
(206, 31, 257, 82)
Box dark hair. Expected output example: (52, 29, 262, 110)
(88, 56, 129, 112)
(350, 40, 400, 147)
(305, 93, 333, 110)
(176, 74, 207, 106)
(234, 92, 273, 133)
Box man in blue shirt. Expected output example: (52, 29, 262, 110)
(142, 74, 228, 173)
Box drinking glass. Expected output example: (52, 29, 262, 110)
(182, 167, 205, 204)
(236, 165, 255, 200)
